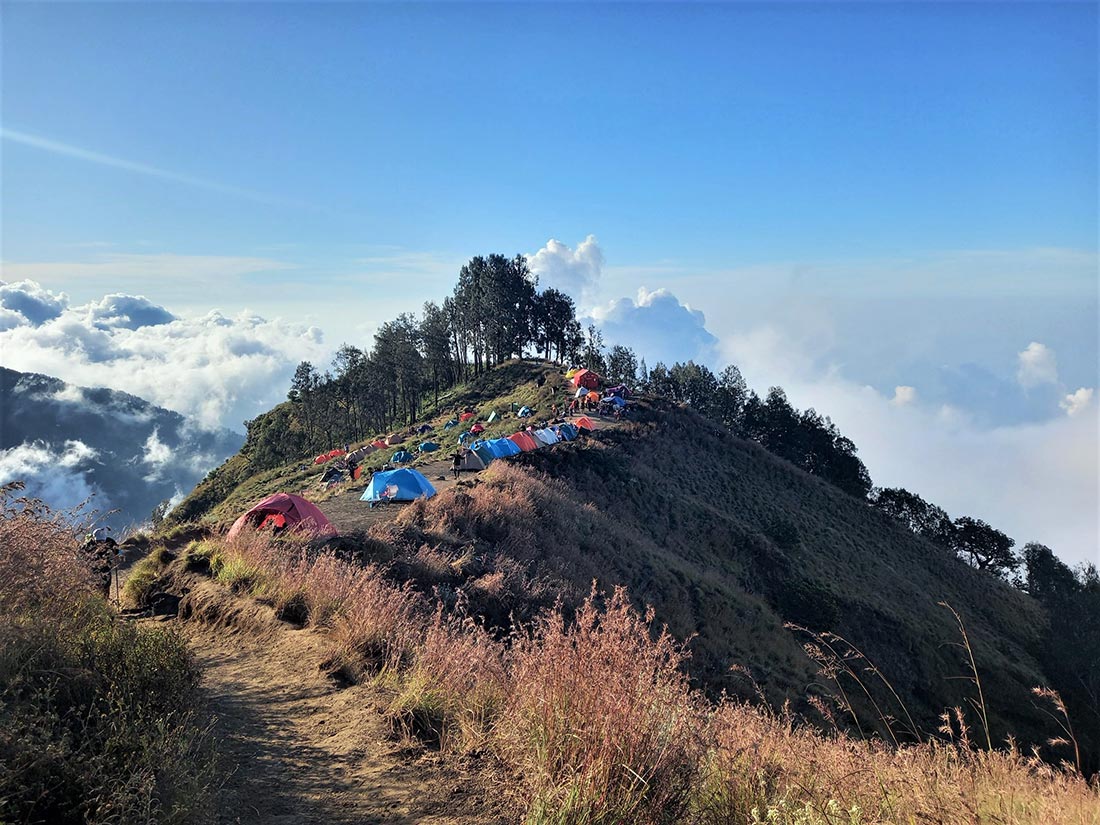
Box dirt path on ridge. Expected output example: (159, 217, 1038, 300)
(180, 615, 513, 825)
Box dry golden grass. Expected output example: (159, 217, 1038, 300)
(206, 526, 1099, 825)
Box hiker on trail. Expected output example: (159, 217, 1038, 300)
(81, 527, 116, 598)
(450, 450, 464, 480)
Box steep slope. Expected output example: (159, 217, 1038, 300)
(0, 367, 243, 527)
(386, 400, 1052, 749)
(171, 362, 1057, 753)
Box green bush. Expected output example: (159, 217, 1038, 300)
(0, 598, 212, 824)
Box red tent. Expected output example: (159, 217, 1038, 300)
(508, 432, 540, 452)
(459, 411, 475, 422)
(313, 454, 329, 464)
(470, 422, 485, 434)
(226, 493, 337, 541)
(572, 369, 601, 390)
(371, 440, 387, 449)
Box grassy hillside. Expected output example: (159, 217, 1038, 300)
(390, 400, 1051, 749)
(168, 360, 565, 526)
(172, 360, 1060, 753)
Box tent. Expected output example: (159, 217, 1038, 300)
(602, 395, 628, 407)
(455, 450, 487, 472)
(227, 493, 337, 541)
(313, 454, 330, 465)
(508, 432, 540, 452)
(360, 468, 436, 507)
(418, 441, 440, 453)
(371, 439, 388, 449)
(486, 410, 498, 423)
(417, 423, 433, 435)
(574, 387, 588, 398)
(444, 418, 458, 430)
(385, 433, 405, 446)
(606, 384, 631, 398)
(586, 391, 600, 402)
(517, 405, 533, 418)
(391, 449, 414, 464)
(565, 368, 578, 378)
(460, 411, 475, 422)
(487, 438, 521, 458)
(471, 443, 496, 467)
(556, 423, 578, 441)
(458, 431, 474, 445)
(575, 416, 596, 431)
(470, 422, 485, 434)
(535, 428, 560, 446)
(347, 445, 376, 463)
(572, 368, 601, 390)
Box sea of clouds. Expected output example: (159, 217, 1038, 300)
(0, 279, 328, 431)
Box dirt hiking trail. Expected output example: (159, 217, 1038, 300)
(176, 608, 513, 824)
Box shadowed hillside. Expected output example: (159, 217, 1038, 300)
(388, 400, 1053, 750)
(167, 362, 1081, 761)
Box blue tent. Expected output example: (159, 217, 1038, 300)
(517, 405, 533, 418)
(471, 443, 496, 467)
(391, 449, 414, 464)
(603, 395, 628, 407)
(458, 431, 473, 445)
(418, 441, 440, 453)
(490, 438, 521, 457)
(444, 419, 458, 430)
(360, 468, 436, 507)
(557, 423, 578, 441)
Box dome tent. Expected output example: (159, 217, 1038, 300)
(360, 468, 436, 507)
(227, 493, 337, 541)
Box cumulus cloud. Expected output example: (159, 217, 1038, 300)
(590, 287, 719, 367)
(0, 279, 69, 328)
(1016, 341, 1058, 388)
(83, 293, 176, 330)
(1060, 387, 1094, 418)
(0, 280, 327, 430)
(527, 235, 604, 300)
(0, 440, 99, 511)
(721, 328, 1098, 567)
(891, 386, 917, 406)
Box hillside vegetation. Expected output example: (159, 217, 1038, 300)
(169, 360, 1096, 772)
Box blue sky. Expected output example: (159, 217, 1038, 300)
(1, 2, 1097, 563)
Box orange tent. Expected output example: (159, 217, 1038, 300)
(575, 416, 595, 431)
(508, 432, 540, 451)
(586, 391, 600, 402)
(371, 439, 387, 449)
(572, 369, 601, 390)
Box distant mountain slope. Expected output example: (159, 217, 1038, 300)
(0, 367, 243, 528)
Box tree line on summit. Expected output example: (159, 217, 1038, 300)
(241, 252, 1093, 592)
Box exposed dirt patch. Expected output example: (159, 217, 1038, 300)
(173, 593, 515, 824)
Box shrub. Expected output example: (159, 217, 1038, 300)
(0, 486, 212, 824)
(497, 586, 705, 825)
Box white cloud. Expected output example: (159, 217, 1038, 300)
(0, 279, 69, 327)
(0, 281, 327, 430)
(141, 429, 173, 482)
(527, 235, 604, 301)
(1016, 341, 1059, 388)
(589, 286, 719, 367)
(722, 328, 1099, 568)
(1060, 387, 1095, 418)
(891, 386, 917, 406)
(0, 440, 99, 511)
